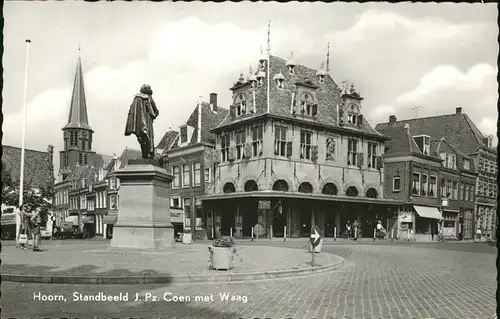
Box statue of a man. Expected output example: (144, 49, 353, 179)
(124, 84, 159, 159)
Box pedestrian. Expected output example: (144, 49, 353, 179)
(376, 220, 386, 239)
(18, 204, 31, 249)
(352, 220, 360, 240)
(30, 208, 43, 252)
(346, 221, 352, 239)
(476, 227, 482, 243)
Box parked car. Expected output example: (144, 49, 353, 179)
(40, 227, 52, 239)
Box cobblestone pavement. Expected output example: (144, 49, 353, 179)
(2, 242, 338, 276)
(2, 243, 496, 318)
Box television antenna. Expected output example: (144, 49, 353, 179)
(410, 105, 423, 117)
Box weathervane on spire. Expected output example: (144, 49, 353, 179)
(326, 42, 330, 73)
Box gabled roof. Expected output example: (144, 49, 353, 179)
(168, 102, 229, 150)
(216, 55, 381, 137)
(375, 112, 487, 155)
(62, 57, 93, 131)
(2, 145, 54, 189)
(117, 148, 142, 169)
(378, 126, 421, 154)
(156, 130, 179, 151)
(66, 165, 98, 183)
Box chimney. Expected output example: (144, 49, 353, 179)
(389, 115, 397, 126)
(456, 107, 462, 114)
(210, 93, 218, 112)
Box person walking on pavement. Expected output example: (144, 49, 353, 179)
(352, 220, 360, 240)
(17, 204, 31, 250)
(30, 208, 43, 252)
(475, 227, 482, 243)
(346, 221, 352, 239)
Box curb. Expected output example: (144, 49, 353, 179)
(1, 258, 344, 285)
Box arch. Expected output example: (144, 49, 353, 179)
(322, 183, 338, 195)
(272, 179, 289, 192)
(346, 186, 359, 197)
(298, 182, 313, 194)
(365, 188, 378, 198)
(244, 180, 259, 192)
(223, 182, 236, 194)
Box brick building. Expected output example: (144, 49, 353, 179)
(158, 95, 229, 239)
(376, 108, 497, 238)
(200, 51, 402, 239)
(377, 124, 477, 241)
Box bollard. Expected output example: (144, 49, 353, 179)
(230, 227, 233, 238)
(284, 226, 287, 242)
(391, 229, 394, 242)
(251, 227, 254, 241)
(373, 228, 376, 241)
(407, 229, 410, 242)
(270, 227, 273, 240)
(211, 228, 214, 240)
(334, 227, 337, 241)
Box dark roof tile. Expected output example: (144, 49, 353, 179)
(2, 145, 54, 189)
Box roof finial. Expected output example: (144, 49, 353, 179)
(326, 42, 330, 73)
(78, 42, 81, 56)
(320, 61, 325, 70)
(239, 70, 245, 82)
(267, 20, 271, 57)
(350, 83, 356, 94)
(249, 65, 253, 74)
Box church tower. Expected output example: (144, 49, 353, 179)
(59, 56, 96, 180)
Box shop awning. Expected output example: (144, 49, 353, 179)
(413, 205, 442, 220)
(64, 216, 79, 224)
(103, 214, 118, 224)
(82, 216, 94, 224)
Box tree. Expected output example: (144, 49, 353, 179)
(1, 162, 55, 223)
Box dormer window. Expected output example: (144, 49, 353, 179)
(288, 65, 295, 74)
(413, 135, 430, 155)
(257, 71, 265, 87)
(180, 126, 188, 144)
(300, 93, 314, 115)
(235, 93, 247, 116)
(250, 79, 257, 89)
(259, 60, 266, 71)
(318, 74, 325, 83)
(347, 104, 359, 124)
(463, 159, 471, 170)
(273, 73, 285, 90)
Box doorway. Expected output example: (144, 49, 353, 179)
(272, 207, 286, 237)
(242, 200, 258, 238)
(221, 209, 235, 236)
(325, 209, 336, 237)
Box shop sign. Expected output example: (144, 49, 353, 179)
(169, 208, 184, 224)
(258, 200, 271, 210)
(398, 211, 413, 222)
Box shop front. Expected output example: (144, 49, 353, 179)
(82, 215, 95, 237)
(201, 191, 402, 239)
(397, 205, 442, 241)
(102, 211, 118, 239)
(441, 210, 458, 239)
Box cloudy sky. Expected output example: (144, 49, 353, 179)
(3, 2, 498, 178)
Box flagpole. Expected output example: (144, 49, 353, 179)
(16, 39, 31, 243)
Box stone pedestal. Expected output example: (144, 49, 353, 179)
(111, 164, 174, 249)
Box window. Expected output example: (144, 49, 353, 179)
(64, 153, 69, 167)
(180, 126, 188, 144)
(288, 65, 295, 74)
(182, 164, 190, 187)
(171, 197, 180, 208)
(300, 130, 312, 160)
(421, 174, 428, 196)
(347, 139, 358, 166)
(367, 142, 377, 168)
(235, 94, 247, 116)
(465, 185, 470, 201)
(193, 162, 201, 186)
(183, 198, 191, 214)
(274, 126, 288, 157)
(392, 177, 401, 192)
(452, 181, 458, 199)
(460, 183, 465, 200)
(446, 181, 452, 199)
(235, 130, 246, 160)
(441, 179, 446, 198)
(412, 173, 421, 196)
(463, 159, 470, 170)
(221, 134, 230, 161)
(172, 166, 180, 188)
(110, 196, 117, 209)
(70, 131, 78, 147)
(300, 93, 314, 116)
(79, 153, 83, 165)
(347, 104, 359, 125)
(429, 175, 437, 197)
(204, 168, 211, 183)
(110, 178, 117, 190)
(252, 125, 263, 156)
(471, 185, 475, 201)
(276, 78, 284, 89)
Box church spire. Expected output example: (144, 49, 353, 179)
(63, 55, 93, 131)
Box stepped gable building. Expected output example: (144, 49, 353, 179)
(201, 50, 401, 240)
(378, 124, 477, 241)
(376, 108, 497, 237)
(158, 96, 229, 237)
